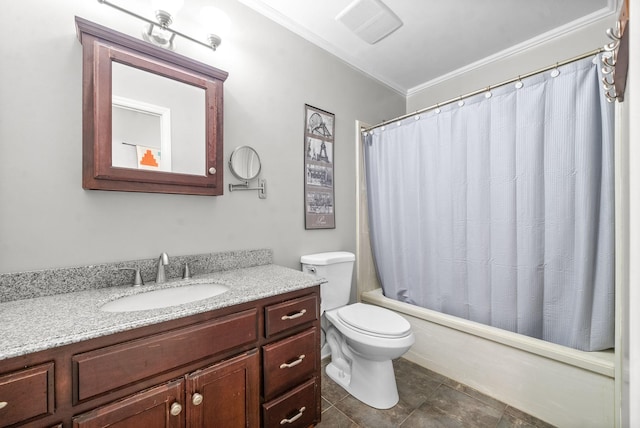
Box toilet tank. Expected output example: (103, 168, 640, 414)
(301, 251, 355, 313)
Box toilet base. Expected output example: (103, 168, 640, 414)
(320, 342, 332, 360)
(325, 356, 399, 409)
(320, 325, 332, 359)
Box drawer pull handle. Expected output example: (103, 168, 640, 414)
(280, 406, 306, 425)
(0, 402, 7, 410)
(170, 402, 182, 416)
(192, 393, 204, 406)
(281, 309, 306, 320)
(280, 354, 305, 369)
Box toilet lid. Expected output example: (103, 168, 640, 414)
(336, 303, 411, 338)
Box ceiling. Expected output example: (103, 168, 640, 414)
(236, 0, 615, 95)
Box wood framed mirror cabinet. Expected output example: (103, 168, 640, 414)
(76, 17, 228, 196)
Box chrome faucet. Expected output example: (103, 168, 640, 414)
(156, 252, 169, 283)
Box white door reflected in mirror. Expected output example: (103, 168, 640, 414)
(112, 96, 172, 172)
(111, 61, 206, 176)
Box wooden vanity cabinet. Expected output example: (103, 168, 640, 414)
(0, 286, 320, 428)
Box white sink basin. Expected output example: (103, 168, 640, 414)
(101, 283, 229, 312)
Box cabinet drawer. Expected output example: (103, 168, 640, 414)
(265, 294, 318, 337)
(73, 309, 257, 402)
(0, 362, 54, 427)
(262, 378, 317, 428)
(263, 328, 317, 400)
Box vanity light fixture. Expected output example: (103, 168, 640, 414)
(97, 0, 228, 51)
(143, 0, 184, 50)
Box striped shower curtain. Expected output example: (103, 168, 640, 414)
(363, 56, 615, 351)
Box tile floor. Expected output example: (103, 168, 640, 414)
(317, 358, 556, 428)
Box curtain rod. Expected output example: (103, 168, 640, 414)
(363, 48, 604, 133)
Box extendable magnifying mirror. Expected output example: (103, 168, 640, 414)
(228, 146, 266, 199)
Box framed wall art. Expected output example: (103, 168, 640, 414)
(304, 104, 335, 229)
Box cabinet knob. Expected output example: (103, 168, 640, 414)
(280, 406, 306, 425)
(170, 402, 183, 416)
(0, 401, 7, 410)
(192, 393, 204, 406)
(209, 167, 217, 175)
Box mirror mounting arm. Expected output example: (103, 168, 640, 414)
(228, 179, 267, 199)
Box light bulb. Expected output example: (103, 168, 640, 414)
(150, 0, 184, 17)
(200, 6, 231, 41)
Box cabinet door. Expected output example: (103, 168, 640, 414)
(186, 350, 259, 428)
(72, 379, 184, 428)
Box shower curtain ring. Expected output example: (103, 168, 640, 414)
(457, 96, 465, 107)
(602, 75, 615, 89)
(603, 55, 616, 67)
(434, 103, 441, 114)
(604, 41, 619, 52)
(515, 76, 524, 89)
(606, 27, 621, 41)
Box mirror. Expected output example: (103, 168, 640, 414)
(228, 146, 267, 199)
(229, 146, 261, 181)
(76, 17, 228, 196)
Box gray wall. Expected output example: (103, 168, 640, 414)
(0, 0, 404, 273)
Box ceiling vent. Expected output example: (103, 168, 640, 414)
(336, 0, 403, 44)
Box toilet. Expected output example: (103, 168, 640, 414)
(301, 251, 414, 409)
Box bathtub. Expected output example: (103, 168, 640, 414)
(361, 288, 615, 428)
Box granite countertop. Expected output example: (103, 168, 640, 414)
(0, 264, 323, 361)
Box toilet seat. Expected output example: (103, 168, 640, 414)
(336, 303, 411, 339)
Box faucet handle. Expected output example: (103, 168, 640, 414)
(183, 263, 191, 279)
(119, 267, 144, 286)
